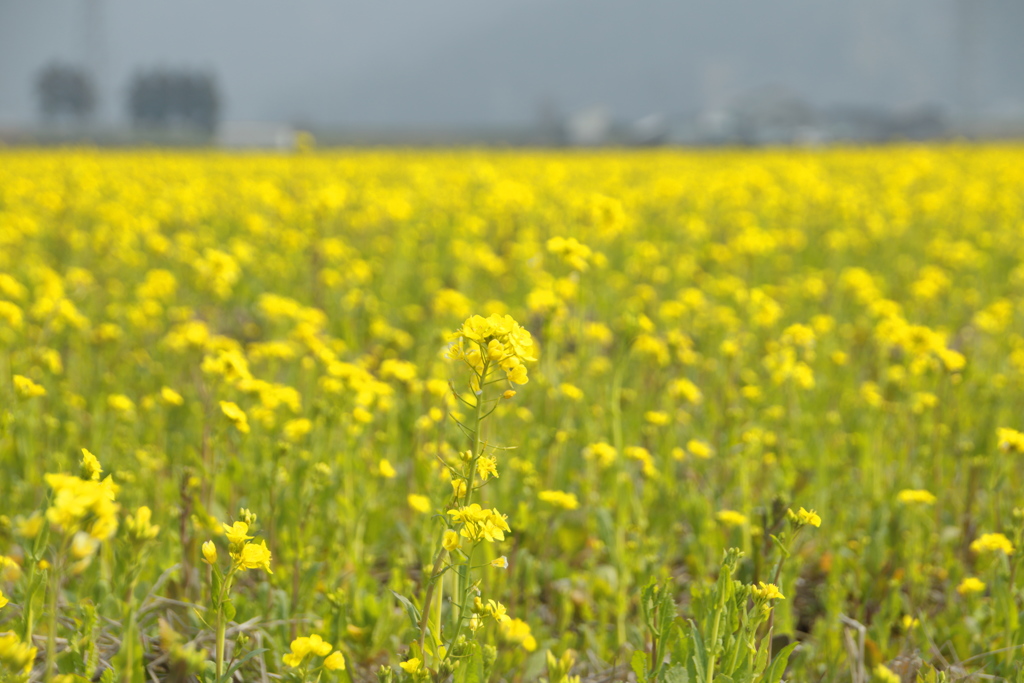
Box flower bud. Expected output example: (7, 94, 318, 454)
(202, 540, 218, 565)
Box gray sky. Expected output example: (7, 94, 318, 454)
(1, 0, 1022, 128)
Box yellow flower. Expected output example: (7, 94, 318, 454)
(237, 540, 273, 573)
(407, 494, 431, 513)
(443, 529, 461, 551)
(450, 313, 537, 385)
(80, 448, 102, 481)
(125, 506, 160, 541)
(0, 632, 37, 676)
(751, 582, 785, 601)
(282, 417, 313, 442)
(538, 490, 580, 510)
(686, 439, 713, 459)
(219, 401, 250, 434)
(0, 556, 20, 583)
(970, 532, 1014, 556)
(873, 664, 901, 683)
(792, 507, 822, 527)
(202, 541, 218, 565)
(897, 489, 936, 505)
(0, 588, 8, 609)
(223, 521, 253, 547)
(500, 618, 537, 651)
(13, 374, 46, 397)
(160, 386, 185, 406)
(583, 442, 618, 467)
(283, 634, 333, 667)
(997, 427, 1024, 453)
(15, 512, 44, 539)
(957, 576, 986, 595)
(70, 530, 99, 559)
(476, 455, 499, 481)
(323, 651, 346, 671)
(716, 510, 748, 527)
(490, 556, 508, 569)
(447, 504, 511, 543)
(377, 459, 397, 478)
(107, 393, 136, 416)
(484, 598, 511, 623)
(399, 658, 422, 674)
(45, 472, 119, 540)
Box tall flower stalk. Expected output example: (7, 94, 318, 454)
(410, 314, 536, 678)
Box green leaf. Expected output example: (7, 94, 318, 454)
(631, 650, 649, 683)
(663, 664, 690, 683)
(220, 647, 269, 683)
(389, 589, 421, 630)
(99, 667, 117, 683)
(761, 642, 799, 683)
(689, 621, 707, 683)
(193, 607, 211, 629)
(752, 636, 770, 675)
(454, 641, 485, 683)
(223, 600, 236, 623)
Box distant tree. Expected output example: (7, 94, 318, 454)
(127, 69, 220, 135)
(36, 63, 96, 123)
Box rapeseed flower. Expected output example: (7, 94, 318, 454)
(45, 470, 119, 541)
(408, 494, 431, 513)
(957, 576, 986, 595)
(716, 510, 748, 527)
(0, 632, 36, 678)
(125, 506, 160, 541)
(399, 658, 422, 674)
(443, 529, 461, 551)
(790, 507, 822, 527)
(449, 313, 536, 385)
(283, 633, 333, 667)
(13, 374, 46, 397)
(323, 651, 346, 671)
(237, 539, 273, 573)
(447, 504, 511, 543)
(538, 490, 580, 510)
(223, 521, 253, 547)
(751, 582, 785, 600)
(970, 532, 1014, 556)
(219, 401, 250, 434)
(80, 448, 102, 481)
(897, 489, 937, 505)
(202, 541, 218, 564)
(997, 427, 1024, 453)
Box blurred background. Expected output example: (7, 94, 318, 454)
(1, 0, 1022, 147)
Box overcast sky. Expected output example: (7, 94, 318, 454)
(1, 0, 1022, 128)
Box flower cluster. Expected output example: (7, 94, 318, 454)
(970, 532, 1014, 556)
(282, 633, 345, 671)
(447, 504, 511, 543)
(45, 456, 119, 543)
(448, 313, 536, 387)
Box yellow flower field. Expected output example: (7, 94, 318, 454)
(2, 146, 1024, 681)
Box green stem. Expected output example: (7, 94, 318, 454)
(44, 558, 61, 681)
(418, 544, 449, 657)
(456, 362, 487, 629)
(215, 569, 235, 681)
(705, 600, 724, 683)
(216, 611, 226, 681)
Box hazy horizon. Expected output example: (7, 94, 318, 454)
(2, 0, 1022, 130)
